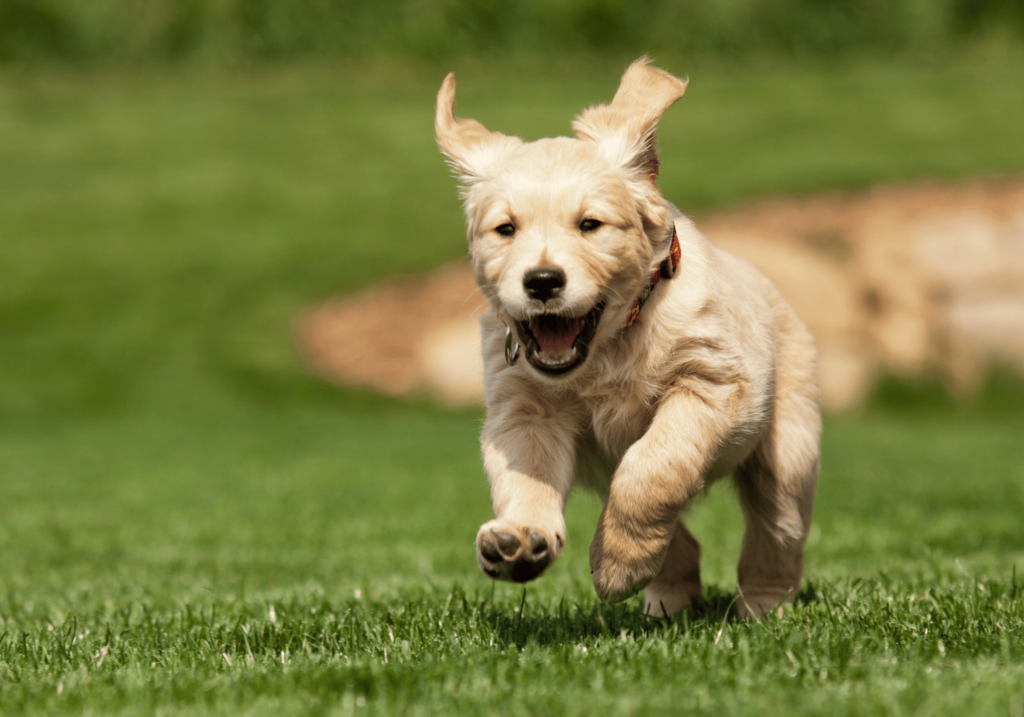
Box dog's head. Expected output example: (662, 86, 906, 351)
(436, 58, 687, 380)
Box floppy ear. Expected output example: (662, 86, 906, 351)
(435, 73, 522, 183)
(571, 58, 687, 184)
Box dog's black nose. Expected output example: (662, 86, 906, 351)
(523, 267, 565, 302)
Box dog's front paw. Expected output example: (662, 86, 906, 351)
(476, 520, 564, 583)
(589, 509, 674, 603)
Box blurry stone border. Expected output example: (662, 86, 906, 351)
(296, 180, 1024, 412)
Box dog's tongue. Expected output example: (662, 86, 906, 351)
(530, 315, 581, 355)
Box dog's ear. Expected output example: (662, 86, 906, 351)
(572, 58, 687, 185)
(436, 73, 521, 184)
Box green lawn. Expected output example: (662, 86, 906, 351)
(1, 58, 1023, 715)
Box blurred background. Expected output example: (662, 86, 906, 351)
(1, 1, 1023, 606)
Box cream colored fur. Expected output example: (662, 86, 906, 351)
(435, 59, 821, 619)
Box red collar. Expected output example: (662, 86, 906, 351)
(622, 223, 681, 329)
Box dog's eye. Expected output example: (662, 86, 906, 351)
(495, 223, 516, 238)
(579, 219, 603, 233)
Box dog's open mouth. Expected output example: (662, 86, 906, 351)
(516, 303, 605, 376)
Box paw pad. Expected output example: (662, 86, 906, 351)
(495, 532, 520, 558)
(477, 525, 557, 583)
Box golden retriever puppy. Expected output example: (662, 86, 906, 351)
(435, 58, 820, 619)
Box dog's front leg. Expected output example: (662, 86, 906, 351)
(476, 392, 581, 583)
(590, 388, 730, 603)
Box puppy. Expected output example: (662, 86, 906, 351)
(435, 59, 820, 619)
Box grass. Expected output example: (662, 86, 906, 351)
(1, 406, 1022, 715)
(1, 58, 1023, 714)
(4, 0, 1022, 65)
(4, 58, 1024, 422)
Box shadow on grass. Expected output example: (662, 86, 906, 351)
(475, 582, 821, 649)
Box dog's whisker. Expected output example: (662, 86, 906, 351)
(460, 289, 491, 316)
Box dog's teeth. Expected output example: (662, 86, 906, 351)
(536, 346, 578, 367)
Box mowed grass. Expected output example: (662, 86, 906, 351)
(1, 403, 1023, 715)
(1, 59, 1024, 714)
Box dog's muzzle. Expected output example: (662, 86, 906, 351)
(514, 302, 605, 376)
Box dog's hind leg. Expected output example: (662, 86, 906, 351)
(734, 352, 820, 619)
(643, 520, 702, 617)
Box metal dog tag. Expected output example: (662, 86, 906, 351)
(504, 325, 520, 366)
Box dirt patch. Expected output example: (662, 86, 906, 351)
(296, 262, 486, 397)
(296, 179, 1024, 410)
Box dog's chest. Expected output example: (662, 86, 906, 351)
(571, 385, 655, 495)
(580, 383, 655, 460)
